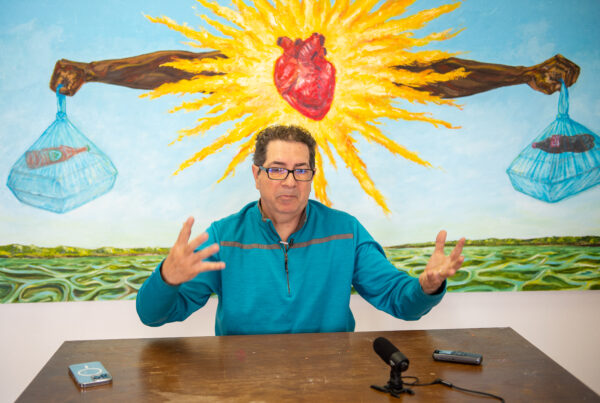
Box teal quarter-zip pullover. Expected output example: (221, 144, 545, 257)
(136, 200, 445, 335)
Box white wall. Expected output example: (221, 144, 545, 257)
(2, 290, 599, 402)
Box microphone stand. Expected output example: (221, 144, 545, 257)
(371, 365, 414, 398)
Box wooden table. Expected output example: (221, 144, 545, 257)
(17, 327, 598, 402)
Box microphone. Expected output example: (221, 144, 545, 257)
(373, 337, 409, 372)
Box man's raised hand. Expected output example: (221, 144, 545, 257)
(161, 217, 225, 286)
(419, 230, 465, 294)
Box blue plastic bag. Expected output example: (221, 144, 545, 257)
(6, 86, 118, 213)
(506, 81, 600, 202)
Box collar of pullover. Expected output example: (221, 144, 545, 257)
(257, 199, 309, 235)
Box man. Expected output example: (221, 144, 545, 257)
(136, 125, 465, 335)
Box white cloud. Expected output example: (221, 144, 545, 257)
(513, 20, 556, 64)
(0, 19, 64, 91)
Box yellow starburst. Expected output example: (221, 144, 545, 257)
(144, 0, 467, 214)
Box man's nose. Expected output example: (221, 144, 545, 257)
(282, 171, 296, 186)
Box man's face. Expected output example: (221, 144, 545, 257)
(252, 140, 313, 220)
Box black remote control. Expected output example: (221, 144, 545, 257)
(432, 349, 483, 365)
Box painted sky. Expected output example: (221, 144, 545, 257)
(1, 0, 599, 248)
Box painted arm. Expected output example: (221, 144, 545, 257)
(50, 51, 579, 97)
(49, 50, 224, 96)
(397, 54, 580, 98)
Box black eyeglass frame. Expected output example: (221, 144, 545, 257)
(258, 165, 315, 181)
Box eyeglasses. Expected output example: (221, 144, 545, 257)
(258, 166, 315, 181)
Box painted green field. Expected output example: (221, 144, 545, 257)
(1, 241, 599, 303)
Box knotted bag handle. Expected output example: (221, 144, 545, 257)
(56, 84, 67, 119)
(557, 78, 569, 119)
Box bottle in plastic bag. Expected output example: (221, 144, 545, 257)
(26, 145, 90, 169)
(506, 80, 600, 203)
(6, 86, 118, 213)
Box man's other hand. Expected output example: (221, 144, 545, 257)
(419, 230, 465, 294)
(161, 217, 225, 286)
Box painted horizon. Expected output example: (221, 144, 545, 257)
(1, 237, 599, 303)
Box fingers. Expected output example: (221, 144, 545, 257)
(437, 259, 461, 279)
(446, 237, 465, 274)
(553, 54, 580, 87)
(162, 217, 226, 285)
(177, 217, 224, 258)
(176, 217, 214, 254)
(188, 244, 225, 276)
(196, 260, 226, 272)
(190, 241, 220, 263)
(426, 268, 443, 283)
(422, 232, 464, 293)
(50, 60, 87, 96)
(176, 216, 194, 246)
(450, 237, 466, 261)
(430, 232, 466, 277)
(189, 231, 209, 252)
(434, 230, 447, 254)
(530, 54, 581, 95)
(179, 220, 223, 269)
(447, 255, 464, 276)
(420, 268, 446, 294)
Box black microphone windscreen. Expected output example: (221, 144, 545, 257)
(373, 337, 397, 362)
(373, 337, 409, 371)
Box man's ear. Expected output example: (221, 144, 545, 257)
(252, 164, 260, 188)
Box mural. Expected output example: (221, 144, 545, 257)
(1, 0, 599, 303)
(43, 0, 584, 213)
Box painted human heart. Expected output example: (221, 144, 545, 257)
(274, 33, 336, 121)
